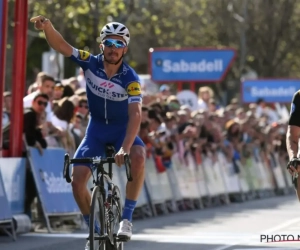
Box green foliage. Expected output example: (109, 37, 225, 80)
(5, 0, 300, 86)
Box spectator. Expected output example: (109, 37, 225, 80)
(159, 84, 171, 99)
(141, 106, 150, 123)
(230, 98, 239, 110)
(53, 80, 64, 101)
(2, 91, 12, 149)
(166, 95, 181, 112)
(40, 110, 61, 148)
(77, 68, 86, 88)
(197, 86, 214, 111)
(139, 106, 154, 155)
(180, 105, 192, 117)
(61, 84, 75, 98)
(23, 94, 49, 219)
(68, 95, 80, 108)
(75, 88, 87, 97)
(27, 71, 48, 95)
(23, 73, 55, 123)
(208, 98, 217, 113)
(51, 97, 76, 154)
(67, 77, 80, 91)
(224, 105, 235, 120)
(235, 108, 246, 121)
(255, 98, 280, 125)
(149, 115, 163, 133)
(76, 96, 89, 128)
(2, 91, 11, 128)
(23, 93, 48, 153)
(177, 110, 197, 139)
(70, 112, 85, 148)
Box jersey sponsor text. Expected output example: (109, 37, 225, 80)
(78, 50, 90, 61)
(86, 71, 128, 101)
(129, 96, 142, 103)
(127, 82, 141, 96)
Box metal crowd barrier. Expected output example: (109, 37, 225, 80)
(0, 142, 294, 238)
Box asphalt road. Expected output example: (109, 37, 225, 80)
(2, 194, 300, 250)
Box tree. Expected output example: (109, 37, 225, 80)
(4, 0, 300, 92)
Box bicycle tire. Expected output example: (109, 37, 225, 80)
(90, 185, 106, 250)
(106, 185, 123, 250)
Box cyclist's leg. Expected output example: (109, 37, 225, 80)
(125, 139, 146, 214)
(115, 135, 146, 239)
(71, 134, 105, 232)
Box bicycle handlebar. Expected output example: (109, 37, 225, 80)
(70, 157, 115, 164)
(63, 154, 133, 184)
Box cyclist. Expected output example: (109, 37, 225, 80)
(286, 90, 300, 200)
(30, 16, 145, 249)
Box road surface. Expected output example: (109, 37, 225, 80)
(1, 195, 300, 250)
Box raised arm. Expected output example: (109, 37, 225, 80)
(30, 15, 73, 57)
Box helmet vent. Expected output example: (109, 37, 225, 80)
(113, 24, 119, 30)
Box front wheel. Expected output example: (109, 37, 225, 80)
(106, 185, 123, 250)
(90, 185, 106, 250)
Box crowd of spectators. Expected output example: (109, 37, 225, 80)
(2, 71, 289, 174)
(1, 70, 291, 218)
(2, 69, 88, 156)
(139, 85, 289, 174)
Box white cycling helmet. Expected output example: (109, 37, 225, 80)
(100, 22, 130, 45)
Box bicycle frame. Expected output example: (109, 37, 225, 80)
(92, 160, 115, 220)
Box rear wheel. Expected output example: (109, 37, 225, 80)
(90, 185, 106, 250)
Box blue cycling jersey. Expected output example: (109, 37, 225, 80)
(69, 48, 142, 124)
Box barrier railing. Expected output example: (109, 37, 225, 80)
(0, 168, 16, 240)
(0, 142, 294, 237)
(0, 158, 26, 215)
(26, 147, 80, 232)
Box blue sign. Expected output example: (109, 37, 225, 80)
(0, 169, 12, 221)
(0, 158, 26, 215)
(28, 147, 80, 215)
(150, 48, 236, 82)
(242, 79, 300, 103)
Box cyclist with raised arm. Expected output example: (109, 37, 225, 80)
(286, 90, 300, 200)
(30, 16, 145, 249)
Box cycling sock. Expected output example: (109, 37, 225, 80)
(121, 199, 137, 222)
(83, 214, 101, 235)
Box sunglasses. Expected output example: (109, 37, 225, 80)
(54, 86, 64, 90)
(37, 100, 47, 107)
(103, 39, 126, 48)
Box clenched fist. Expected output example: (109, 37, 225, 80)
(114, 147, 130, 167)
(30, 15, 51, 30)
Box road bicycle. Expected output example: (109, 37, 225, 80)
(63, 144, 132, 250)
